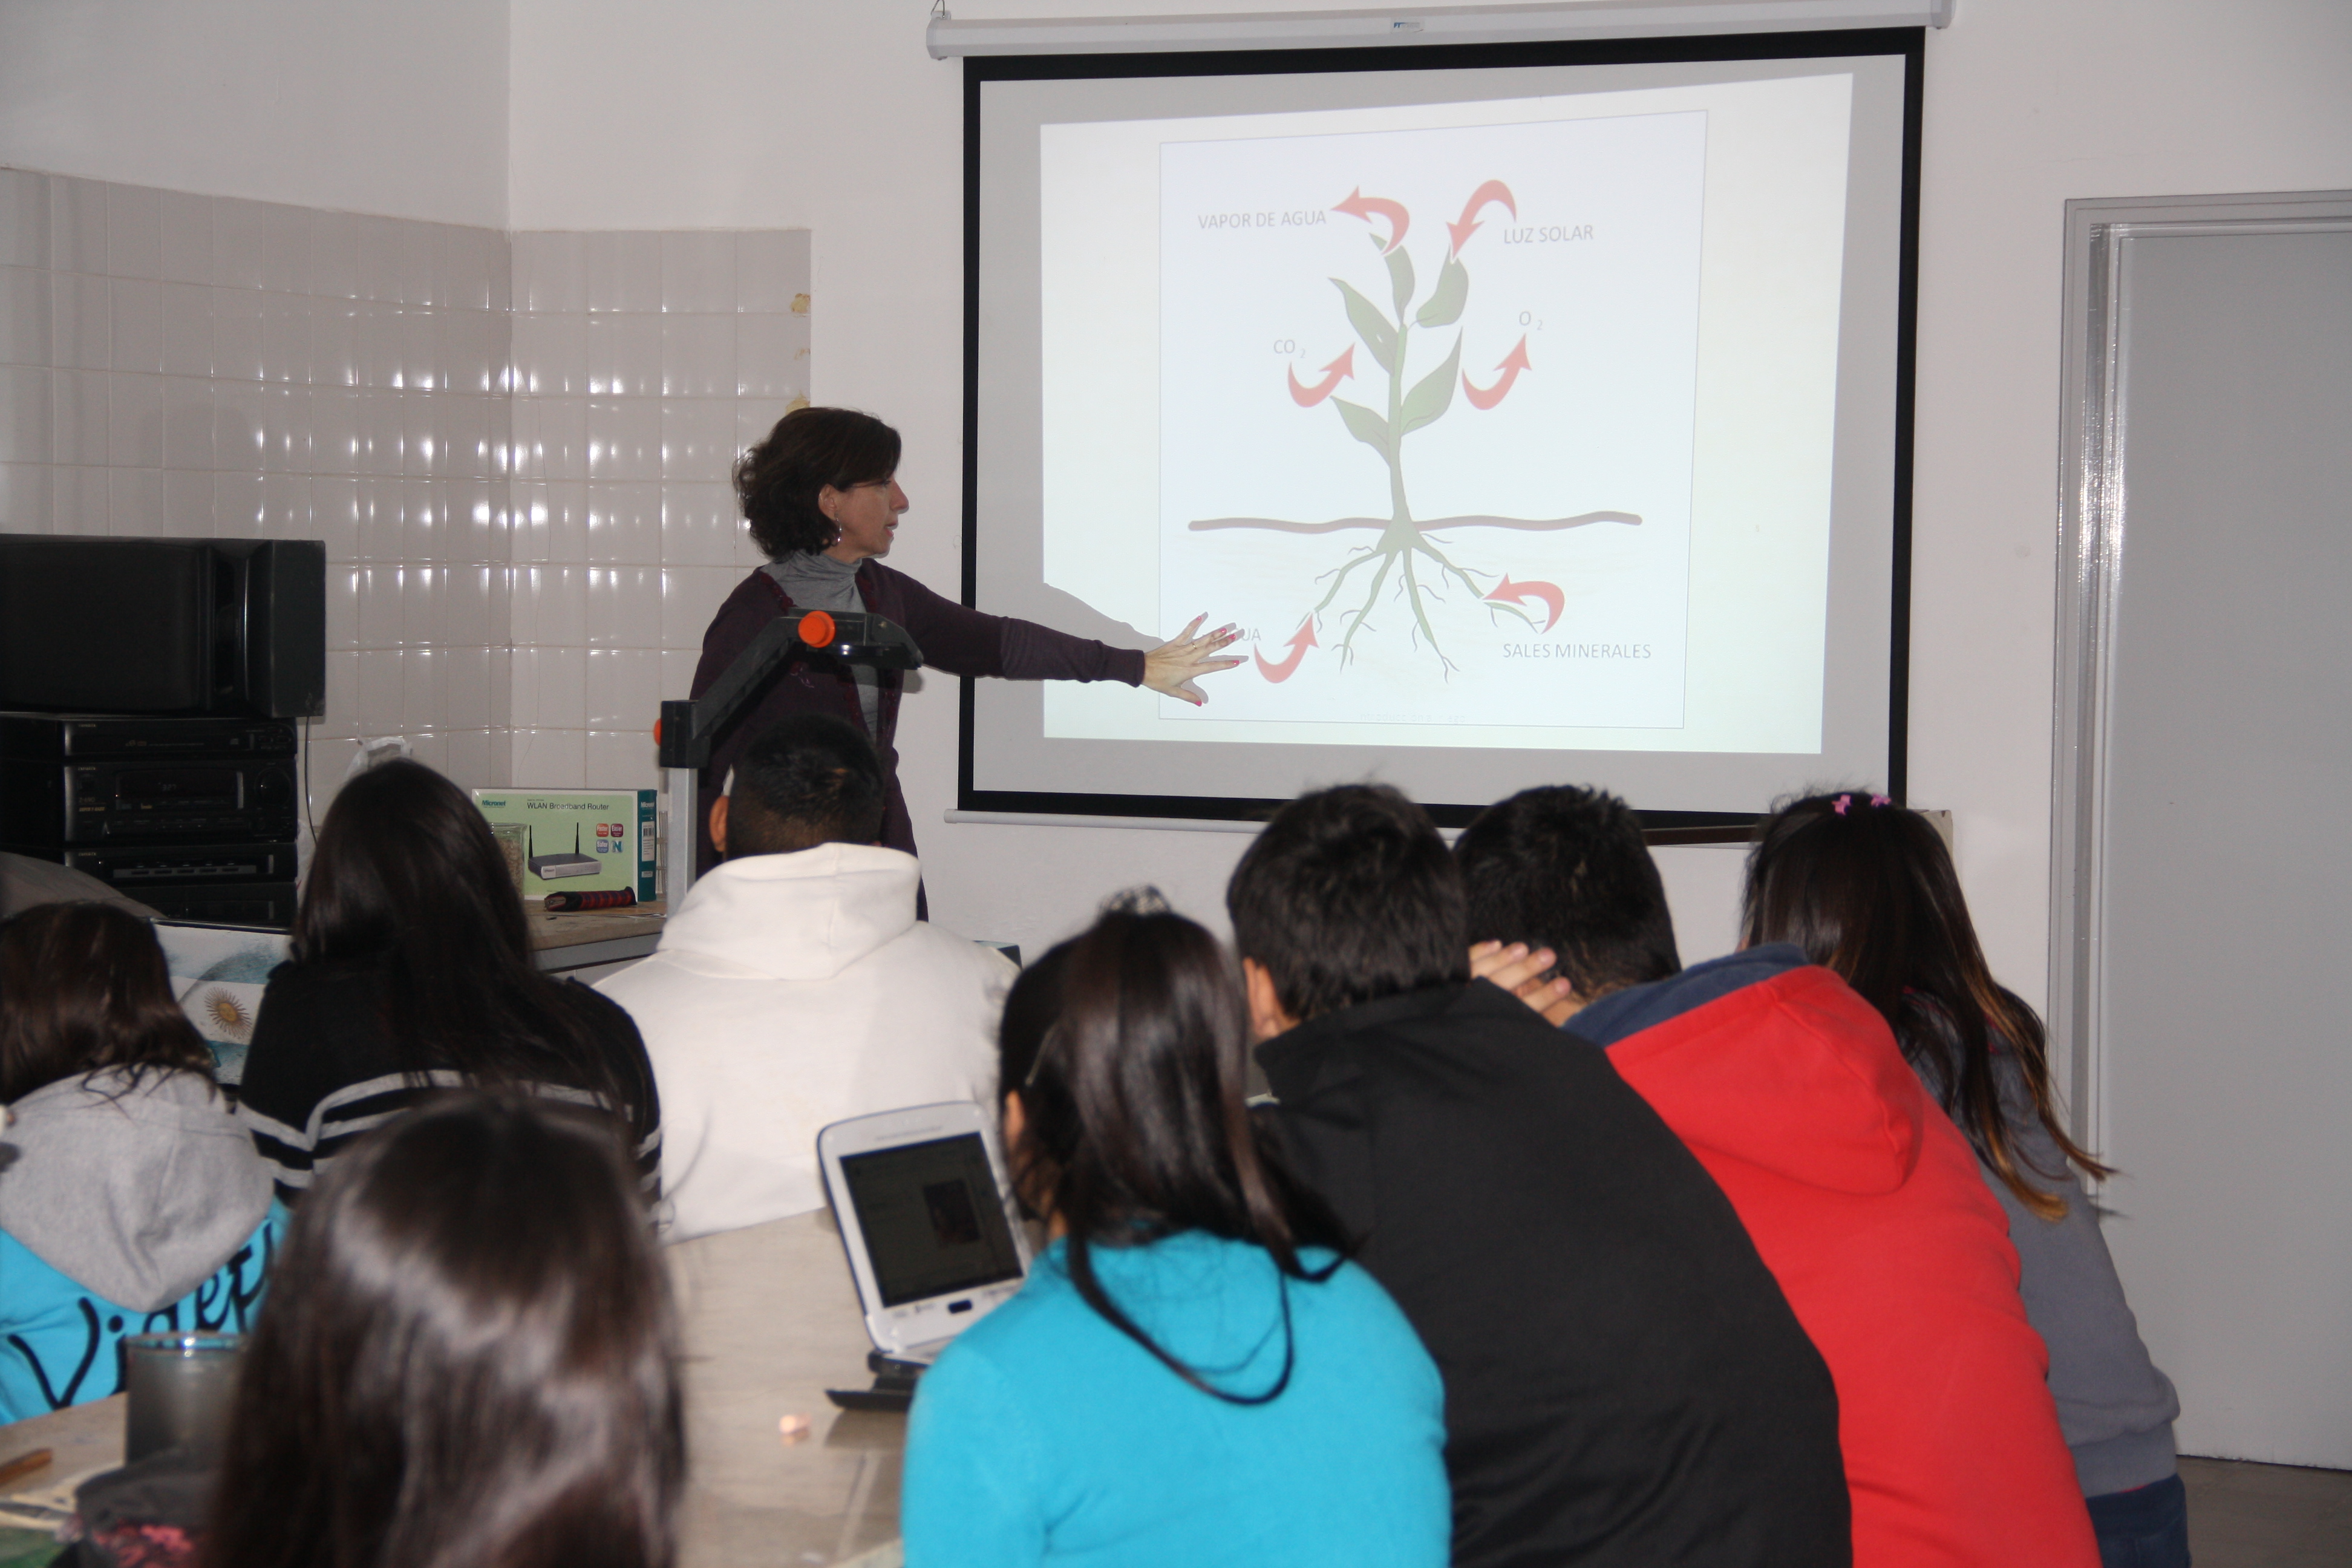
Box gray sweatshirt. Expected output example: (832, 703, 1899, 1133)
(0, 1067, 275, 1312)
(1938, 1053, 2181, 1497)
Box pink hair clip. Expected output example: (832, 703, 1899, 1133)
(1832, 794, 1852, 815)
(1870, 794, 1891, 808)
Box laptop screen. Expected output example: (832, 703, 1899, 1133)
(838, 1132, 1025, 1308)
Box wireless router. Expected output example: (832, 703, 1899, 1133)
(527, 822, 599, 881)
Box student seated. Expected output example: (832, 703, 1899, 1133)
(901, 896, 1449, 1568)
(599, 713, 1007, 1240)
(1744, 792, 2183, 1568)
(237, 759, 661, 1203)
(1229, 785, 1852, 1568)
(202, 1093, 684, 1568)
(0, 903, 282, 1420)
(1458, 785, 2100, 1568)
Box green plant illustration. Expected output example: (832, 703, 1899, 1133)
(1190, 180, 1636, 678)
(1308, 229, 1516, 668)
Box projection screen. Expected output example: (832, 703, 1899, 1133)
(961, 30, 1920, 828)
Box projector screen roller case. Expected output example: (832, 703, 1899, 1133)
(964, 34, 1919, 826)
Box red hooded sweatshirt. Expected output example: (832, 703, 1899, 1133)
(1575, 952, 2099, 1568)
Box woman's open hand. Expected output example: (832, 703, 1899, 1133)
(1143, 615, 1245, 706)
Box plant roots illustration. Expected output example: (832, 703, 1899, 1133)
(1192, 179, 1639, 676)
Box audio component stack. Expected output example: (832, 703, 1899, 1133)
(1, 713, 302, 927)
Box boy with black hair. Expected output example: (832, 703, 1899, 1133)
(1454, 783, 1680, 1021)
(706, 710, 889, 857)
(1229, 783, 1851, 1568)
(599, 714, 1011, 1240)
(1454, 784, 2100, 1568)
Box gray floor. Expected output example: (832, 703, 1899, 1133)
(2180, 1456, 2352, 1567)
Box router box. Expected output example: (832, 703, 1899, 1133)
(471, 788, 658, 900)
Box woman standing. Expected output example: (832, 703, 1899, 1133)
(237, 759, 660, 1204)
(1742, 794, 2187, 1568)
(694, 408, 1243, 871)
(901, 898, 1449, 1567)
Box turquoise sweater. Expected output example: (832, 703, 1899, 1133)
(902, 1231, 1449, 1568)
(0, 1207, 283, 1420)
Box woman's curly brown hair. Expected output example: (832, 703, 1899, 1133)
(732, 407, 902, 560)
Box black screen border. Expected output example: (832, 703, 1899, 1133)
(959, 28, 1922, 837)
(837, 1131, 1025, 1310)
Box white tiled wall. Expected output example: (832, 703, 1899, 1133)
(0, 165, 514, 806)
(508, 229, 809, 791)
(0, 163, 809, 809)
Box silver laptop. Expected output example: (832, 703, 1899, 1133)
(817, 1102, 1032, 1366)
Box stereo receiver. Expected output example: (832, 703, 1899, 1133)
(38, 841, 300, 927)
(48, 841, 300, 886)
(2, 756, 299, 844)
(0, 713, 298, 760)
(140, 881, 300, 927)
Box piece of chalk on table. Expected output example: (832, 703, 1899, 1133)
(778, 1414, 811, 1439)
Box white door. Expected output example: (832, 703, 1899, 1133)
(2053, 194, 2352, 1466)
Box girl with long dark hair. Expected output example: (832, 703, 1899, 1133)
(1743, 793, 2187, 1568)
(900, 897, 1449, 1567)
(0, 902, 281, 1418)
(202, 1092, 685, 1568)
(236, 760, 659, 1203)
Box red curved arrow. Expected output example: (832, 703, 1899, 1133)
(1463, 336, 1532, 410)
(1332, 188, 1410, 253)
(1485, 573, 1564, 633)
(1255, 619, 1319, 682)
(1446, 180, 1518, 254)
(1287, 345, 1355, 408)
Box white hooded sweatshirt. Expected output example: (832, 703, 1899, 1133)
(598, 844, 1011, 1242)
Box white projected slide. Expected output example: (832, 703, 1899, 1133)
(1161, 112, 1704, 730)
(1034, 73, 1856, 758)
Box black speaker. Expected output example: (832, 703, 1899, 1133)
(227, 540, 328, 718)
(0, 536, 325, 718)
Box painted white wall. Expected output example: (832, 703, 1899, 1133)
(1908, 0, 2352, 1019)
(507, 0, 2352, 969)
(0, 0, 509, 227)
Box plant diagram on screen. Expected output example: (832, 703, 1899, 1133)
(1159, 111, 1708, 728)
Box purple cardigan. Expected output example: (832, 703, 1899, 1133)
(690, 561, 1147, 871)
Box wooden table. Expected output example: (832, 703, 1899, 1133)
(0, 1213, 905, 1567)
(0, 1395, 120, 1532)
(666, 1212, 906, 1567)
(527, 898, 668, 981)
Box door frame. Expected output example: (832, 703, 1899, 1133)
(2047, 189, 2352, 1166)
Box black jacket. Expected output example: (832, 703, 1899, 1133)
(1256, 981, 1852, 1568)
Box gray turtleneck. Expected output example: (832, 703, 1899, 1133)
(764, 551, 881, 737)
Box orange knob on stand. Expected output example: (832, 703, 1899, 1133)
(798, 610, 837, 646)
